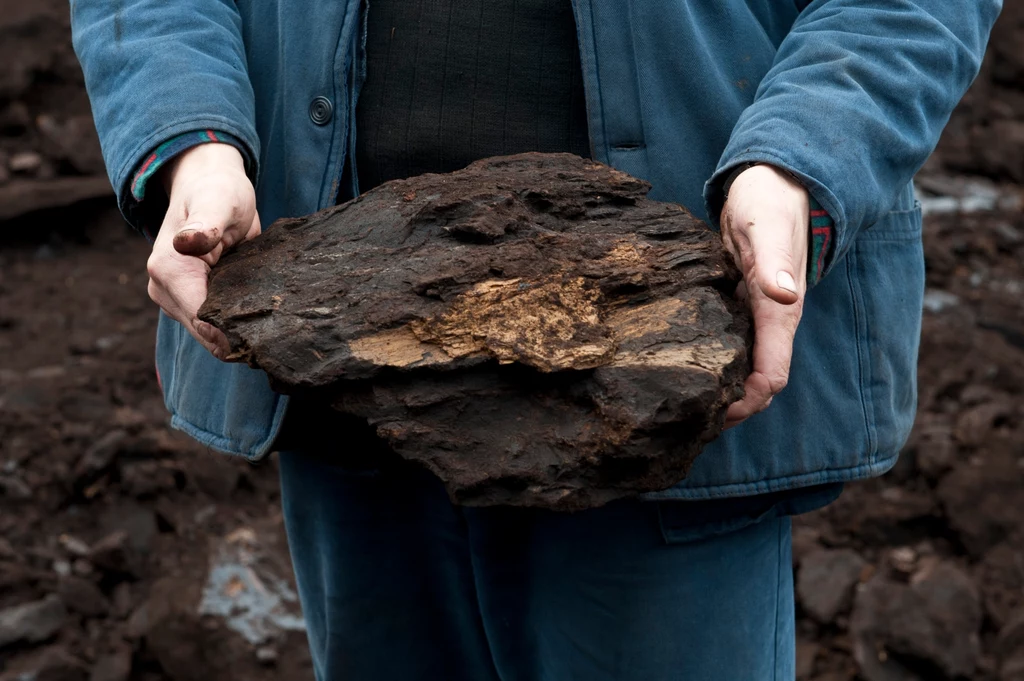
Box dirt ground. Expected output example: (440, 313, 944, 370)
(1, 2, 1023, 680)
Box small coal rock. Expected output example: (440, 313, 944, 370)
(119, 461, 178, 499)
(796, 638, 820, 680)
(790, 524, 823, 569)
(57, 576, 110, 618)
(74, 430, 128, 488)
(255, 646, 278, 666)
(977, 542, 1024, 631)
(88, 532, 140, 578)
(851, 562, 982, 681)
(937, 450, 1024, 558)
(9, 151, 42, 175)
(999, 609, 1024, 681)
(110, 583, 134, 621)
(797, 548, 867, 623)
(88, 645, 132, 681)
(59, 534, 92, 558)
(0, 646, 89, 681)
(100, 503, 158, 555)
(0, 475, 32, 500)
(888, 547, 918, 577)
(35, 114, 106, 176)
(0, 595, 67, 649)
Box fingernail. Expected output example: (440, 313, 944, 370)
(177, 222, 203, 238)
(776, 271, 797, 294)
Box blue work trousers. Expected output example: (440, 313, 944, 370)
(279, 450, 803, 681)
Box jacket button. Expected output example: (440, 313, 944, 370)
(309, 96, 333, 125)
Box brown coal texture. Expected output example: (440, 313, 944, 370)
(200, 153, 750, 511)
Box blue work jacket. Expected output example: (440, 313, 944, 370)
(71, 0, 999, 500)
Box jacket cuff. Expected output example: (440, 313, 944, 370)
(808, 196, 833, 286)
(126, 129, 249, 241)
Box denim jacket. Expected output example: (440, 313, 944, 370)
(71, 0, 1000, 500)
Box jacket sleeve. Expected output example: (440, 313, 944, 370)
(704, 0, 1002, 280)
(70, 0, 260, 230)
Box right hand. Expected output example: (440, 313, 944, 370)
(146, 143, 261, 361)
(718, 164, 808, 428)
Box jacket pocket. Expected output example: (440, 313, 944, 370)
(848, 201, 925, 462)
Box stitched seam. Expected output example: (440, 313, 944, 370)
(571, 0, 607, 160)
(857, 235, 922, 243)
(170, 415, 267, 461)
(317, 0, 359, 208)
(773, 519, 783, 681)
(859, 205, 923, 242)
(641, 454, 899, 500)
(847, 250, 877, 465)
(167, 396, 289, 461)
(168, 314, 187, 408)
(623, 0, 650, 158)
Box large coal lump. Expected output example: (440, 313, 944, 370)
(200, 153, 751, 510)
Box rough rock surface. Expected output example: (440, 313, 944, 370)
(797, 548, 868, 624)
(201, 153, 750, 510)
(0, 595, 66, 648)
(850, 562, 983, 681)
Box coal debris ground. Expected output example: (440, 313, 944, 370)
(1, 0, 1023, 678)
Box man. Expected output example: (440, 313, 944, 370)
(72, 1, 999, 679)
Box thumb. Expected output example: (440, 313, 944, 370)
(172, 185, 256, 258)
(172, 219, 222, 257)
(748, 227, 801, 305)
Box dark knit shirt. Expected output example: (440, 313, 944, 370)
(354, 0, 591, 192)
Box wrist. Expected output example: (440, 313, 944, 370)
(731, 163, 809, 216)
(160, 142, 245, 195)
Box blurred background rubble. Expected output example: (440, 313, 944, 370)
(0, 1, 1021, 679)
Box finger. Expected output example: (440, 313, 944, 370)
(147, 250, 231, 359)
(193, 207, 261, 267)
(148, 276, 225, 360)
(193, 318, 231, 360)
(746, 219, 802, 306)
(172, 222, 221, 257)
(245, 211, 262, 241)
(168, 267, 230, 358)
(172, 183, 256, 257)
(724, 288, 801, 426)
(725, 374, 773, 428)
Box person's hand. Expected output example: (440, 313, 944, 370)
(719, 164, 809, 428)
(146, 143, 260, 360)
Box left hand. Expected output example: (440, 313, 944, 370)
(719, 163, 809, 428)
